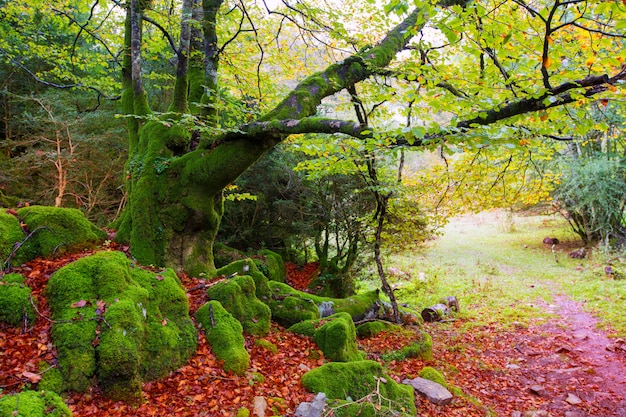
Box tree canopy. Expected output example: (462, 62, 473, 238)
(1, 0, 624, 274)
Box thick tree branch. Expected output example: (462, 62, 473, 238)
(456, 70, 624, 129)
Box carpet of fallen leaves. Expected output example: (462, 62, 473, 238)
(3, 249, 626, 417)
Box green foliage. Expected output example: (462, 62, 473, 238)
(0, 273, 36, 326)
(553, 157, 626, 245)
(45, 251, 196, 402)
(196, 301, 250, 376)
(0, 390, 72, 417)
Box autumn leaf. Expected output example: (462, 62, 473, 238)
(71, 300, 89, 308)
(22, 370, 42, 383)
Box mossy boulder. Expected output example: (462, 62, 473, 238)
(213, 243, 247, 268)
(0, 390, 72, 417)
(213, 259, 271, 300)
(289, 313, 362, 362)
(45, 251, 197, 403)
(301, 361, 416, 416)
(196, 301, 250, 375)
(314, 313, 362, 362)
(17, 206, 106, 259)
(0, 273, 36, 327)
(0, 211, 33, 268)
(207, 269, 271, 336)
(256, 249, 286, 282)
(267, 281, 380, 327)
(356, 320, 402, 338)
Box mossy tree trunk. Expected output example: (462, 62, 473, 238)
(113, 1, 446, 276)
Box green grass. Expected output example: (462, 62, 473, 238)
(373, 210, 626, 336)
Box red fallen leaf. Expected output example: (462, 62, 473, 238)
(162, 319, 168, 326)
(22, 370, 42, 383)
(156, 275, 164, 281)
(5, 208, 18, 216)
(71, 300, 89, 308)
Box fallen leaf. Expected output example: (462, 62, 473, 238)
(22, 371, 42, 383)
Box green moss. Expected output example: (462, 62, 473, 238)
(0, 390, 72, 417)
(37, 362, 64, 394)
(214, 259, 271, 300)
(254, 339, 278, 354)
(0, 211, 32, 268)
(257, 250, 286, 282)
(45, 251, 196, 402)
(16, 206, 106, 259)
(196, 301, 250, 376)
(313, 313, 362, 362)
(418, 366, 448, 388)
(288, 320, 318, 337)
(206, 272, 271, 336)
(272, 295, 319, 328)
(267, 281, 380, 327)
(213, 243, 246, 268)
(301, 361, 416, 416)
(326, 399, 415, 417)
(0, 273, 36, 326)
(356, 320, 402, 338)
(381, 331, 433, 362)
(235, 407, 250, 417)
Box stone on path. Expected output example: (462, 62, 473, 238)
(294, 392, 326, 417)
(565, 393, 582, 405)
(402, 377, 453, 405)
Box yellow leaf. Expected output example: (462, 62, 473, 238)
(543, 56, 553, 69)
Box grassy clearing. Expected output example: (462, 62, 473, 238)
(367, 210, 626, 336)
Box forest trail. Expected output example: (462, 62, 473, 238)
(408, 212, 626, 417)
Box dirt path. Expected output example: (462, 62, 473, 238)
(409, 213, 626, 417)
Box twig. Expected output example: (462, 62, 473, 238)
(3, 226, 50, 272)
(209, 303, 215, 327)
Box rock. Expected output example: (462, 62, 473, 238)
(564, 412, 585, 417)
(294, 393, 326, 417)
(511, 412, 522, 417)
(252, 396, 267, 417)
(402, 377, 454, 405)
(506, 364, 521, 370)
(565, 393, 582, 405)
(529, 384, 546, 396)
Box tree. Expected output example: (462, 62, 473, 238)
(2, 0, 624, 276)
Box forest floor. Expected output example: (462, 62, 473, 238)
(2, 212, 626, 416)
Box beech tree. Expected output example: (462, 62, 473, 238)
(2, 0, 624, 275)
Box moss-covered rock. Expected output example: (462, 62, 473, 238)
(37, 362, 64, 394)
(418, 366, 448, 387)
(0, 390, 72, 417)
(214, 259, 271, 300)
(312, 313, 362, 362)
(267, 281, 380, 327)
(0, 211, 33, 268)
(0, 273, 36, 327)
(45, 251, 196, 403)
(356, 320, 402, 338)
(206, 270, 271, 336)
(196, 301, 250, 376)
(380, 331, 433, 362)
(213, 243, 247, 269)
(256, 249, 286, 282)
(301, 361, 416, 416)
(16, 206, 106, 259)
